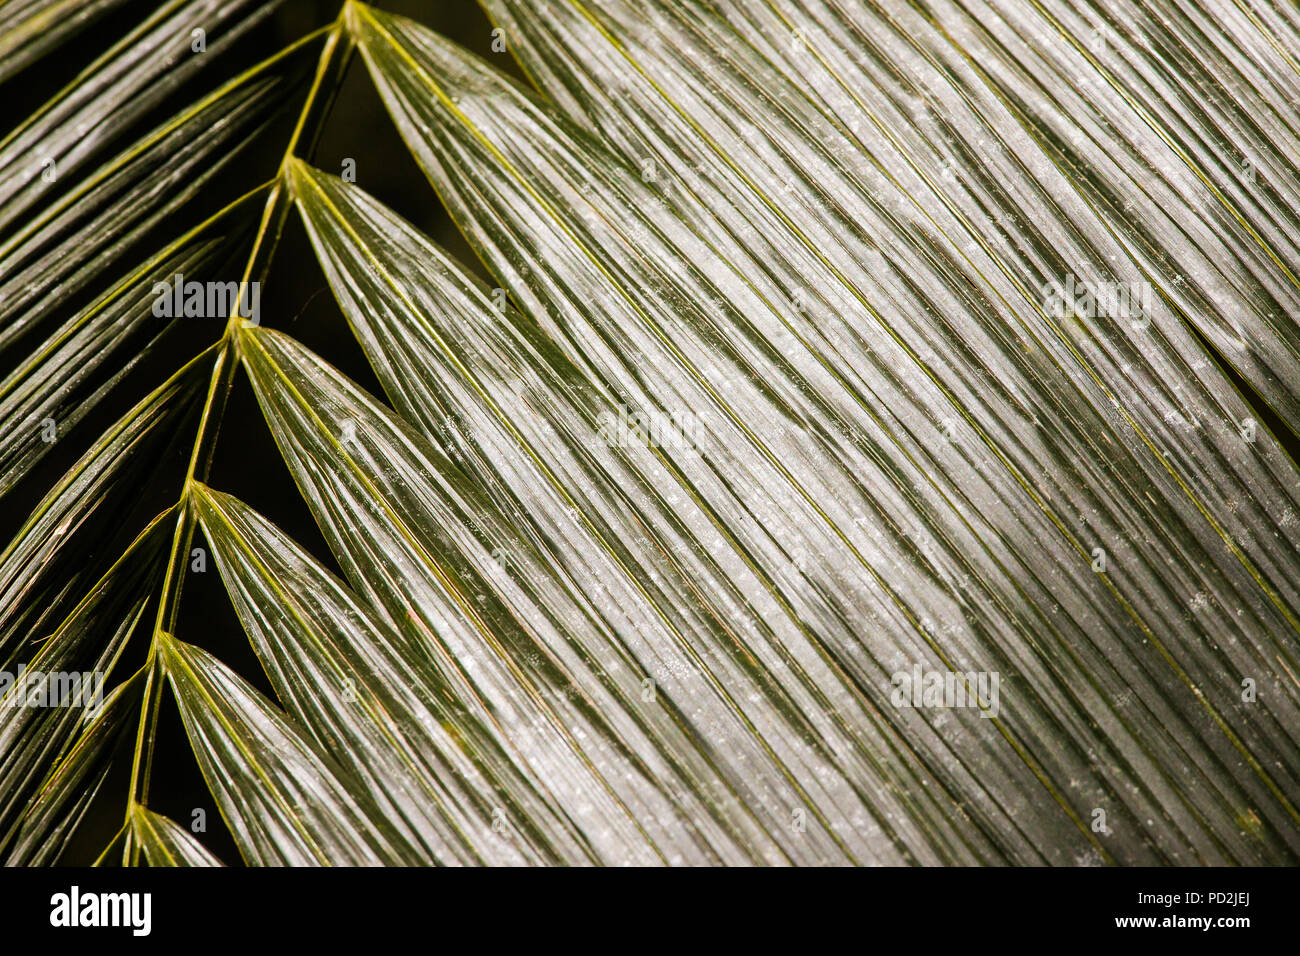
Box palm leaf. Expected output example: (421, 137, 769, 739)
(0, 0, 284, 231)
(191, 482, 568, 865)
(2, 0, 1298, 865)
(129, 804, 223, 867)
(0, 515, 167, 850)
(0, 0, 132, 85)
(0, 32, 317, 359)
(6, 672, 146, 866)
(0, 356, 206, 675)
(155, 631, 421, 865)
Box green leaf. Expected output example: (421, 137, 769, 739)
(5, 0, 1299, 868)
(239, 324, 719, 863)
(191, 482, 575, 865)
(91, 823, 130, 868)
(0, 203, 259, 498)
(0, 0, 131, 85)
(0, 515, 168, 854)
(4, 672, 145, 865)
(156, 631, 422, 865)
(285, 161, 1002, 864)
(0, 35, 317, 359)
(0, 353, 207, 672)
(474, 0, 1300, 673)
(346, 3, 1300, 862)
(0, 0, 284, 231)
(129, 804, 223, 867)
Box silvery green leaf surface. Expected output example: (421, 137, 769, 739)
(346, 5, 1300, 862)
(286, 161, 1001, 864)
(0, 0, 283, 232)
(192, 482, 572, 865)
(476, 0, 1300, 643)
(238, 324, 776, 864)
(156, 632, 420, 866)
(3, 0, 1298, 866)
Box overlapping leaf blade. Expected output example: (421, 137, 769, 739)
(5, 0, 1299, 867)
(0, 354, 206, 674)
(156, 631, 420, 866)
(192, 482, 573, 865)
(0, 206, 256, 498)
(0, 514, 167, 854)
(238, 324, 776, 864)
(0, 35, 316, 359)
(5, 673, 146, 865)
(0, 0, 132, 85)
(129, 804, 223, 867)
(0, 0, 283, 232)
(482, 0, 1300, 681)
(346, 3, 1300, 862)
(286, 161, 1013, 864)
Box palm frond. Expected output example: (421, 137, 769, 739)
(156, 631, 420, 865)
(0, 0, 132, 85)
(2, 0, 1298, 866)
(129, 803, 223, 866)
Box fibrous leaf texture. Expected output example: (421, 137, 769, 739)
(2, 0, 1298, 866)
